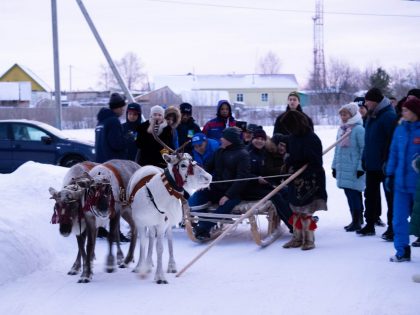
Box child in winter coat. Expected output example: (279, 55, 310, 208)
(386, 98, 420, 262)
(332, 103, 365, 232)
(122, 102, 142, 161)
(202, 100, 236, 143)
(280, 111, 327, 250)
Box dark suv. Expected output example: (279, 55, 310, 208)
(0, 119, 96, 173)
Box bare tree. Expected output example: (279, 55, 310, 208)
(97, 52, 148, 91)
(257, 51, 281, 74)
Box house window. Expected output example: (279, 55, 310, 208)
(261, 93, 268, 102)
(236, 93, 243, 102)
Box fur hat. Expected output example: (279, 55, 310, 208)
(164, 106, 181, 128)
(339, 102, 359, 117)
(365, 88, 384, 103)
(180, 102, 193, 114)
(288, 91, 300, 101)
(150, 105, 165, 118)
(407, 88, 420, 100)
(222, 127, 242, 146)
(109, 93, 126, 109)
(252, 129, 267, 140)
(403, 98, 420, 117)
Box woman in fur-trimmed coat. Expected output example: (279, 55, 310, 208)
(280, 110, 327, 251)
(332, 102, 365, 232)
(135, 105, 174, 168)
(164, 106, 182, 149)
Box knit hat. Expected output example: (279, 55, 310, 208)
(365, 88, 384, 103)
(222, 127, 242, 146)
(252, 129, 267, 140)
(403, 98, 420, 117)
(127, 102, 141, 114)
(150, 105, 165, 117)
(407, 88, 420, 99)
(288, 91, 300, 101)
(191, 133, 207, 146)
(109, 93, 126, 109)
(180, 102, 193, 114)
(271, 133, 288, 146)
(353, 96, 366, 107)
(246, 123, 260, 133)
(339, 102, 359, 117)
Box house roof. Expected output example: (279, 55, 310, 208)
(0, 64, 51, 92)
(154, 74, 298, 93)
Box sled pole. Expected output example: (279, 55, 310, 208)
(176, 130, 351, 278)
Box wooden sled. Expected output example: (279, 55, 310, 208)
(182, 199, 283, 247)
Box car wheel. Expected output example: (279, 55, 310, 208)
(60, 155, 85, 168)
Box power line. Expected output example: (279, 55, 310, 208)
(147, 0, 420, 18)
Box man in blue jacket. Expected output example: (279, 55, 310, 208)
(357, 88, 397, 237)
(191, 132, 220, 167)
(95, 92, 127, 163)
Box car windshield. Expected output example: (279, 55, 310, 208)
(35, 121, 69, 139)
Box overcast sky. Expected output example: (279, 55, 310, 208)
(1, 0, 419, 91)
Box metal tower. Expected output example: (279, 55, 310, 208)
(312, 0, 326, 90)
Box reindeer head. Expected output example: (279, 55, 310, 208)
(49, 184, 85, 237)
(88, 173, 114, 217)
(163, 152, 212, 194)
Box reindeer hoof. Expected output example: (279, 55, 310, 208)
(78, 276, 92, 283)
(119, 263, 128, 269)
(105, 266, 116, 273)
(156, 280, 168, 284)
(68, 270, 79, 275)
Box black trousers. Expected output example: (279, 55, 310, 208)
(364, 170, 393, 226)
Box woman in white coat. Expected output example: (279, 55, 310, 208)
(332, 102, 366, 232)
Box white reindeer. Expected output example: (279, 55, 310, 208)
(128, 151, 212, 284)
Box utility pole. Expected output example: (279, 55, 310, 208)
(75, 0, 134, 104)
(51, 0, 62, 129)
(312, 0, 326, 91)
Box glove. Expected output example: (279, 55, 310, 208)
(332, 168, 336, 179)
(356, 170, 365, 178)
(384, 176, 394, 192)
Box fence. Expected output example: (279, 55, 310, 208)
(0, 104, 342, 130)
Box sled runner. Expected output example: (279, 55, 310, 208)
(183, 199, 282, 247)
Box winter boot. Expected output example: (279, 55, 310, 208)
(411, 237, 420, 247)
(356, 223, 375, 236)
(283, 213, 303, 248)
(301, 215, 316, 250)
(381, 226, 394, 242)
(344, 209, 354, 231)
(390, 246, 411, 262)
(346, 210, 362, 232)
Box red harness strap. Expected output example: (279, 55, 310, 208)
(161, 173, 184, 200)
(128, 174, 155, 204)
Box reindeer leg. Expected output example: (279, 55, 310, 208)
(69, 233, 86, 275)
(154, 225, 168, 284)
(120, 208, 137, 268)
(133, 226, 149, 276)
(166, 227, 177, 273)
(105, 214, 119, 273)
(79, 217, 96, 283)
(146, 226, 155, 271)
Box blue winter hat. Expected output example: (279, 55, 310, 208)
(191, 133, 207, 146)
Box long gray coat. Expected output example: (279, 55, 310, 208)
(332, 118, 365, 192)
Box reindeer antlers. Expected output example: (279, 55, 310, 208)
(151, 122, 190, 157)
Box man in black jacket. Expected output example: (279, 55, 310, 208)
(176, 103, 201, 155)
(95, 93, 127, 163)
(191, 127, 251, 241)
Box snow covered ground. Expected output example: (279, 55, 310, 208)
(1, 126, 419, 315)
